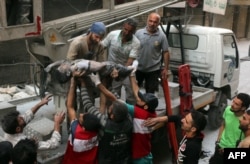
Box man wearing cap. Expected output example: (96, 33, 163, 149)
(67, 21, 106, 61)
(127, 67, 158, 163)
(101, 18, 140, 104)
(66, 21, 109, 113)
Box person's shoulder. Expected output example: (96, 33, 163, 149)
(136, 28, 145, 33)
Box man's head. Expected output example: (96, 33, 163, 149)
(239, 108, 250, 132)
(78, 113, 101, 131)
(146, 12, 161, 33)
(89, 22, 106, 44)
(230, 93, 250, 114)
(108, 100, 128, 122)
(137, 91, 158, 112)
(181, 110, 207, 135)
(12, 138, 37, 164)
(122, 18, 138, 41)
(0, 141, 12, 164)
(1, 110, 26, 134)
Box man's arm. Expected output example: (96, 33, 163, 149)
(161, 51, 170, 79)
(31, 94, 53, 115)
(38, 111, 65, 150)
(66, 77, 77, 122)
(80, 77, 107, 126)
(125, 57, 135, 66)
(216, 120, 225, 143)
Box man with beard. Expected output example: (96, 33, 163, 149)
(67, 22, 112, 112)
(135, 12, 170, 97)
(143, 110, 207, 164)
(67, 21, 106, 61)
(209, 93, 250, 164)
(101, 18, 140, 104)
(238, 108, 250, 148)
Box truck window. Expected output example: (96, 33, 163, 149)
(223, 35, 238, 68)
(6, 0, 33, 26)
(168, 33, 198, 50)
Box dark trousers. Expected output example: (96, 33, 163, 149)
(209, 145, 224, 164)
(136, 70, 160, 93)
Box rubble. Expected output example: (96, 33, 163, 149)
(0, 85, 39, 102)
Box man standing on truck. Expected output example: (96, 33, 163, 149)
(135, 12, 170, 96)
(66, 21, 107, 108)
(101, 18, 140, 104)
(209, 93, 250, 164)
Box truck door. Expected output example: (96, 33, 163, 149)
(220, 34, 240, 98)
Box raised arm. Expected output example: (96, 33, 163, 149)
(66, 77, 77, 122)
(31, 94, 53, 115)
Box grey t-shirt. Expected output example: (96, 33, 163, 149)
(135, 27, 169, 72)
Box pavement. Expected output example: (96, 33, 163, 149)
(0, 38, 250, 163)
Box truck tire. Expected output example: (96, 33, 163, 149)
(208, 94, 227, 129)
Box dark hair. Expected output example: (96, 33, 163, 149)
(191, 110, 207, 133)
(237, 93, 250, 109)
(12, 138, 37, 164)
(81, 113, 101, 131)
(52, 68, 71, 83)
(112, 100, 128, 122)
(0, 141, 12, 164)
(1, 110, 20, 134)
(124, 18, 138, 28)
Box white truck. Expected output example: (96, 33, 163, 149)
(161, 24, 240, 129)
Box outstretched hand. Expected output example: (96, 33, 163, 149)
(54, 111, 66, 125)
(72, 69, 86, 77)
(143, 117, 159, 127)
(41, 94, 53, 105)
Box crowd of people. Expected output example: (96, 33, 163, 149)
(1, 12, 250, 164)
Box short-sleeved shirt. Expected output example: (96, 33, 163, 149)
(102, 30, 140, 65)
(67, 35, 105, 62)
(219, 106, 245, 148)
(135, 27, 169, 72)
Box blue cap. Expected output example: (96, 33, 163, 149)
(90, 22, 106, 37)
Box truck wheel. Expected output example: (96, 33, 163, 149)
(208, 94, 227, 129)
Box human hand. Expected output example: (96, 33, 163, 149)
(128, 66, 136, 76)
(143, 117, 159, 127)
(54, 111, 66, 125)
(41, 94, 53, 105)
(89, 73, 101, 86)
(161, 68, 168, 80)
(72, 69, 86, 77)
